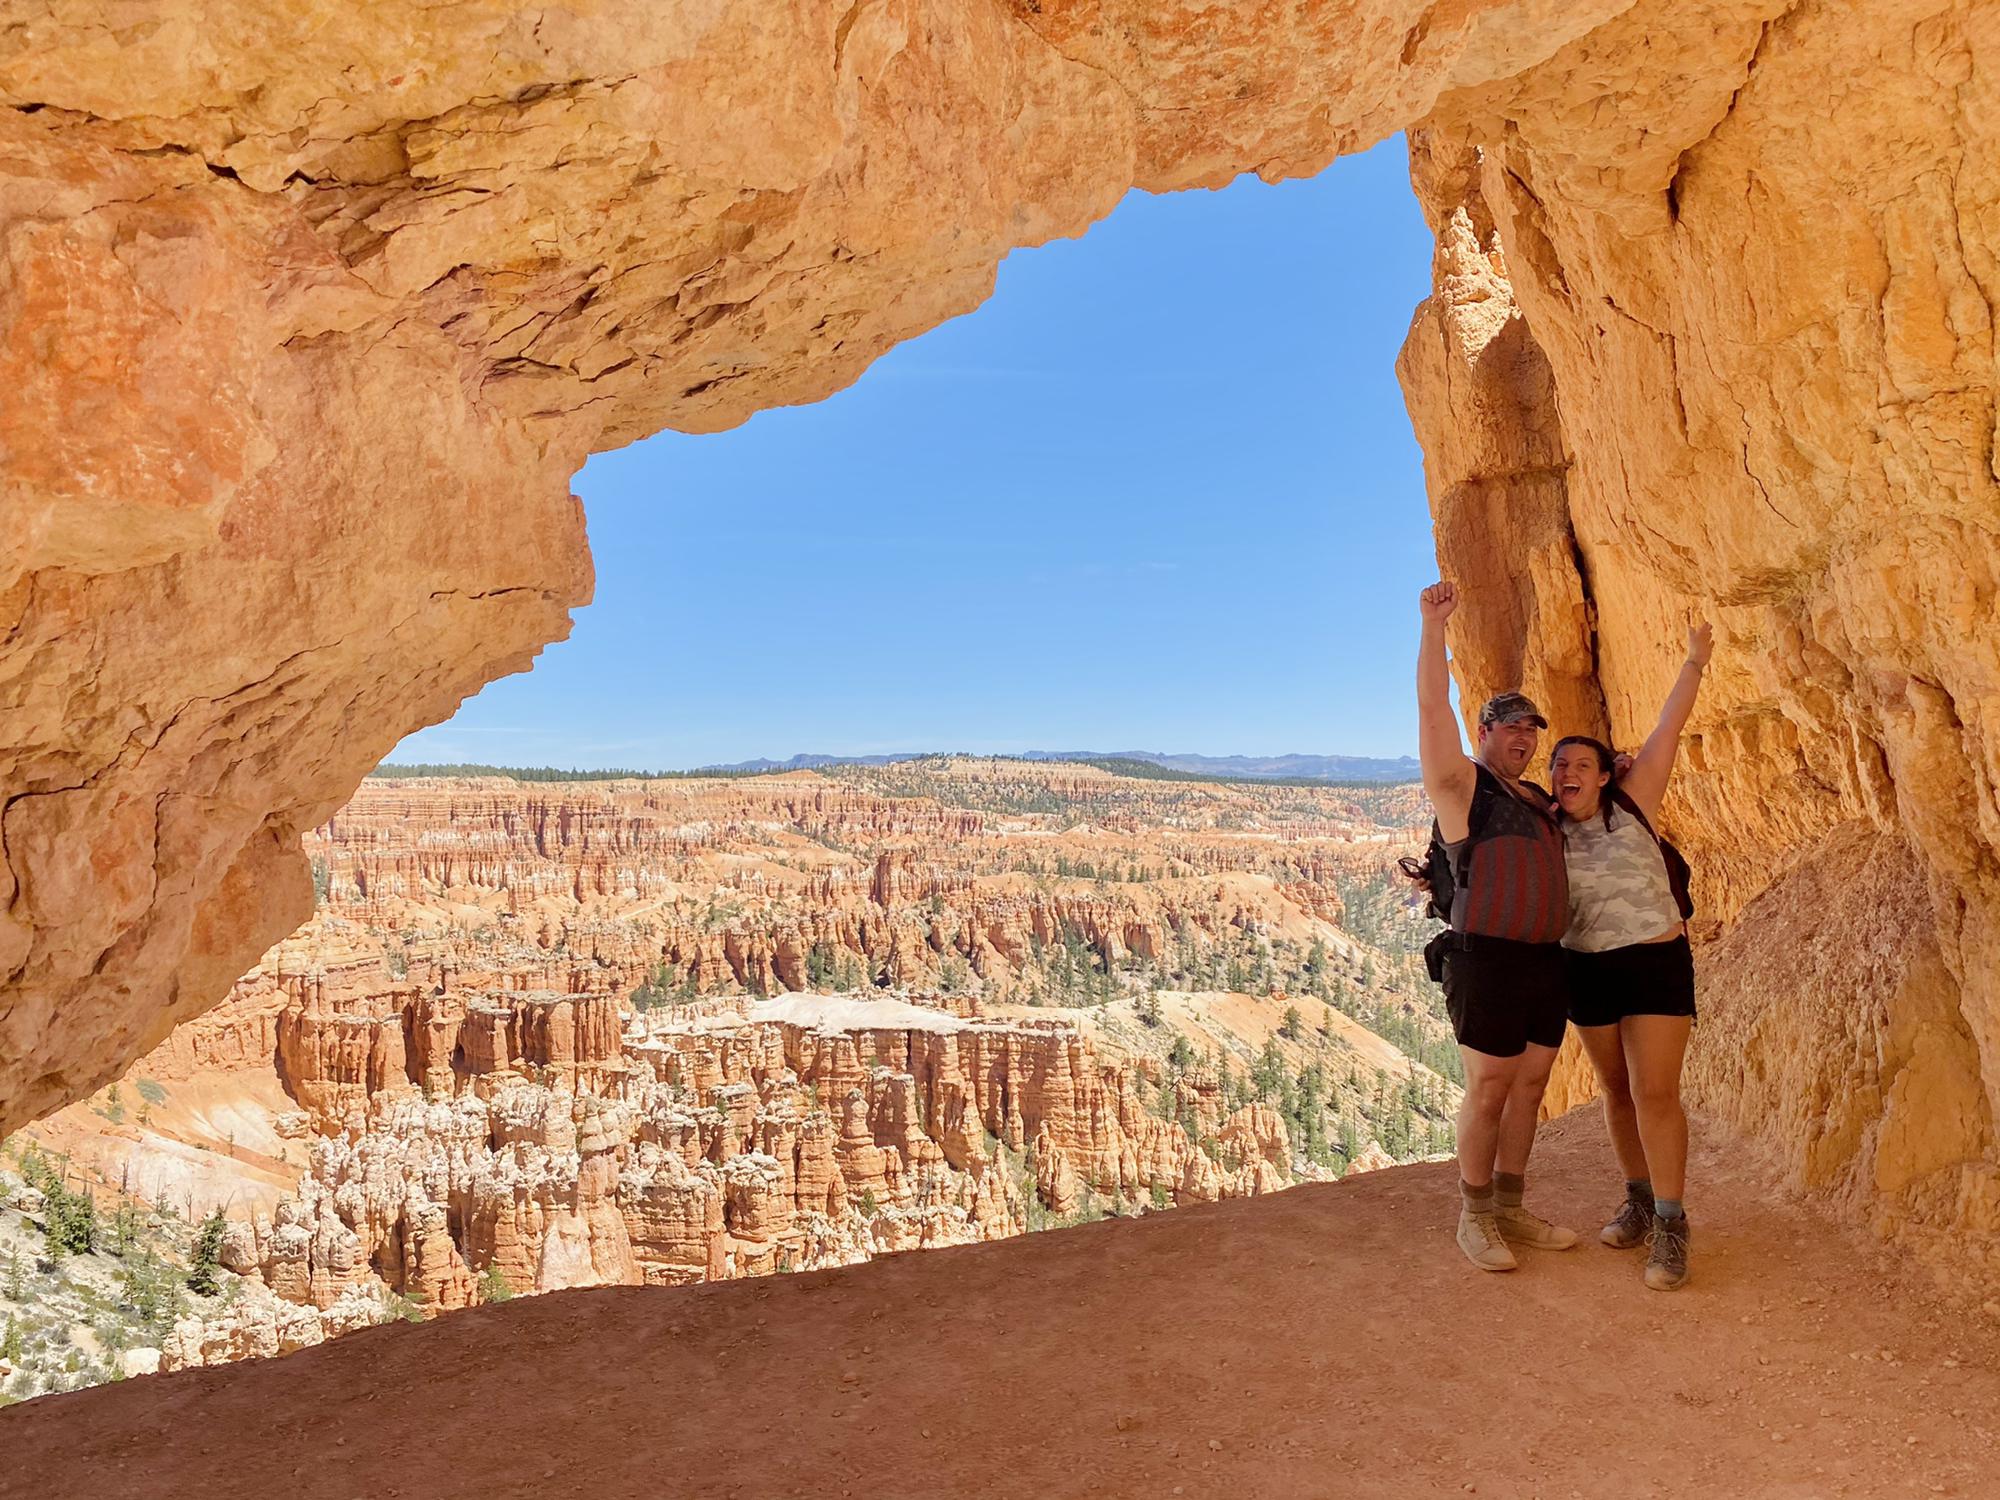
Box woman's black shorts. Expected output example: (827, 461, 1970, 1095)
(1440, 935, 1569, 1058)
(1564, 934, 1696, 1029)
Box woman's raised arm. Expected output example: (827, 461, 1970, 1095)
(1619, 621, 1712, 821)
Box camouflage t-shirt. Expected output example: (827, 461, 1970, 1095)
(1560, 805, 1682, 952)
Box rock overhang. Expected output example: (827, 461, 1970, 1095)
(3, 0, 1999, 1279)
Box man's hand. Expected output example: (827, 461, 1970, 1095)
(1613, 751, 1635, 778)
(1419, 582, 1459, 623)
(1686, 619, 1714, 667)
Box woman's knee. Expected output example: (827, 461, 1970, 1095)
(1596, 1066, 1635, 1109)
(1630, 1074, 1684, 1115)
(1577, 1028, 1630, 1099)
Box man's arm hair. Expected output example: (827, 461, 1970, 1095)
(1417, 617, 1475, 839)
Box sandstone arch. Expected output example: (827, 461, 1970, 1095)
(3, 1, 1997, 1279)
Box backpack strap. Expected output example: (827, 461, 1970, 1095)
(1450, 765, 1502, 881)
(1608, 785, 1657, 838)
(1609, 785, 1695, 919)
(1442, 764, 1513, 923)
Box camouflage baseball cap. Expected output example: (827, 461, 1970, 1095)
(1478, 691, 1549, 729)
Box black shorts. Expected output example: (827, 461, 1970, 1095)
(1440, 935, 1569, 1058)
(1564, 934, 1696, 1028)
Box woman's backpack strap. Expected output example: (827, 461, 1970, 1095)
(1609, 786, 1695, 919)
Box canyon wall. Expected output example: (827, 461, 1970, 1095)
(0, 0, 1621, 1136)
(20, 765, 1449, 1370)
(147, 978, 1309, 1369)
(4, 2, 1998, 1277)
(1401, 2, 2000, 1279)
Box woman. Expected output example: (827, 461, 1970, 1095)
(1550, 620, 1712, 1291)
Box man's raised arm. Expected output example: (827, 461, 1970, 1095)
(1417, 582, 1476, 841)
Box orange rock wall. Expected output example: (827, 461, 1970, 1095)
(1401, 4, 2000, 1270)
(0, 0, 1617, 1134)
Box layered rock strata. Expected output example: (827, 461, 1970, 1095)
(302, 767, 1417, 1006)
(166, 987, 1297, 1368)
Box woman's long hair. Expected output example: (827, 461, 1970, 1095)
(1551, 735, 1619, 828)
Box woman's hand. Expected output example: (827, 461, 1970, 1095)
(1420, 582, 1459, 622)
(1686, 620, 1714, 668)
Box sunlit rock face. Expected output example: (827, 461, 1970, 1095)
(4, 0, 2000, 1281)
(0, 0, 1617, 1133)
(1404, 3, 2000, 1282)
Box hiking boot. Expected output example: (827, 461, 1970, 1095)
(1495, 1203, 1579, 1251)
(1601, 1191, 1655, 1250)
(1456, 1206, 1519, 1272)
(1645, 1214, 1691, 1290)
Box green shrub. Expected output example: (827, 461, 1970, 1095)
(478, 1265, 514, 1305)
(185, 1210, 226, 1296)
(110, 1202, 140, 1257)
(44, 1180, 97, 1258)
(121, 1251, 186, 1337)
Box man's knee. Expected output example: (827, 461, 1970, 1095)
(1508, 1056, 1556, 1100)
(1462, 1069, 1515, 1117)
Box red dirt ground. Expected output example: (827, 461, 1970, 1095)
(5, 1111, 1996, 1500)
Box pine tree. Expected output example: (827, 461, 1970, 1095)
(186, 1209, 227, 1296)
(43, 1177, 96, 1258)
(111, 1201, 140, 1257)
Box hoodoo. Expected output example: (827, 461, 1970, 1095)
(3, 0, 1998, 1289)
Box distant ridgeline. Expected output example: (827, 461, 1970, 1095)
(370, 753, 1420, 789)
(366, 762, 760, 782)
(1068, 757, 1399, 790)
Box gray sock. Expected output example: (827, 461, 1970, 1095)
(1654, 1197, 1685, 1222)
(1626, 1177, 1653, 1202)
(1461, 1179, 1495, 1214)
(1493, 1171, 1525, 1209)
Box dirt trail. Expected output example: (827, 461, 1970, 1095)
(6, 1112, 1996, 1500)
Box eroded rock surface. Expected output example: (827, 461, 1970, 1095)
(4, 1, 1999, 1279)
(1401, 3, 2000, 1281)
(0, 0, 1613, 1133)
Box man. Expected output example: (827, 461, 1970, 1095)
(1415, 581, 1578, 1271)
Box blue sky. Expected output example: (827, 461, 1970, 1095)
(394, 134, 1441, 770)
